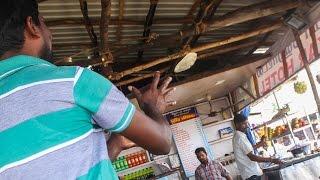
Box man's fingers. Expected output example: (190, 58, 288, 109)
(151, 71, 161, 90)
(164, 87, 176, 96)
(160, 76, 172, 93)
(128, 86, 142, 99)
(166, 101, 177, 106)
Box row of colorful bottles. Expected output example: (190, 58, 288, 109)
(113, 156, 128, 172)
(123, 167, 155, 180)
(112, 150, 149, 172)
(126, 150, 148, 168)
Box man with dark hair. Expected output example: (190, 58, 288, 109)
(0, 0, 52, 60)
(0, 0, 175, 179)
(194, 147, 232, 180)
(232, 114, 283, 180)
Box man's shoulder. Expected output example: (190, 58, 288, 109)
(209, 160, 222, 166)
(32, 64, 78, 76)
(195, 165, 203, 172)
(234, 130, 244, 138)
(233, 131, 249, 143)
(232, 131, 242, 146)
(210, 160, 220, 164)
(56, 65, 79, 73)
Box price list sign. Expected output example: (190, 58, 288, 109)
(165, 107, 213, 177)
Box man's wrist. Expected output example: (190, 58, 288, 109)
(142, 104, 164, 121)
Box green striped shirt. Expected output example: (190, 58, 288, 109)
(0, 55, 135, 180)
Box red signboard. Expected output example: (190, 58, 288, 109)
(315, 21, 320, 55)
(285, 29, 316, 77)
(256, 53, 285, 96)
(256, 19, 320, 96)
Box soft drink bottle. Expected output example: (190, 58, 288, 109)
(127, 173, 132, 180)
(126, 155, 132, 168)
(115, 161, 120, 172)
(124, 157, 129, 169)
(134, 153, 140, 166)
(131, 154, 137, 167)
(136, 170, 141, 180)
(122, 157, 126, 170)
(133, 171, 138, 180)
(119, 158, 124, 171)
(141, 151, 147, 163)
(141, 168, 147, 179)
(132, 153, 137, 167)
(138, 152, 143, 164)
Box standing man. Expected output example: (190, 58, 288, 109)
(0, 0, 175, 179)
(194, 147, 232, 180)
(232, 114, 283, 180)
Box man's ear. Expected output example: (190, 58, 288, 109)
(24, 16, 40, 38)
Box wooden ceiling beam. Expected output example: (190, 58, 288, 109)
(56, 55, 161, 66)
(197, 39, 261, 60)
(191, 21, 281, 52)
(46, 17, 194, 26)
(172, 0, 223, 76)
(116, 67, 169, 87)
(109, 20, 282, 80)
(181, 0, 202, 30)
(116, 54, 270, 87)
(100, 0, 111, 52)
(48, 0, 299, 59)
(117, 0, 125, 41)
(114, 40, 270, 85)
(100, 0, 113, 73)
(180, 0, 300, 38)
(106, 0, 299, 59)
(183, 0, 223, 48)
(137, 0, 159, 60)
(187, 0, 202, 18)
(51, 0, 299, 68)
(55, 40, 273, 66)
(79, 0, 98, 47)
(172, 54, 271, 88)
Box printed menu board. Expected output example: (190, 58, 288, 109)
(165, 107, 213, 177)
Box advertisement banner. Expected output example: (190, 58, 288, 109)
(256, 19, 320, 96)
(315, 20, 320, 54)
(285, 29, 316, 77)
(256, 53, 285, 96)
(164, 107, 213, 177)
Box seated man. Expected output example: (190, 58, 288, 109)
(195, 147, 232, 180)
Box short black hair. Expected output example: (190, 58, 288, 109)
(233, 113, 247, 124)
(0, 0, 40, 56)
(195, 147, 207, 155)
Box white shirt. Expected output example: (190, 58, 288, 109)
(232, 130, 263, 179)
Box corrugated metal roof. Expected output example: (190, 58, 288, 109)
(40, 0, 270, 65)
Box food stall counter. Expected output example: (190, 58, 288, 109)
(263, 153, 320, 180)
